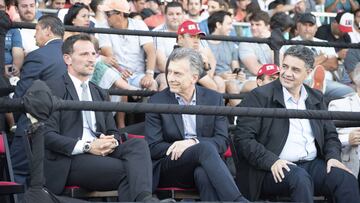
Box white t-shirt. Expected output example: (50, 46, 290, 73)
(349, 31, 360, 43)
(152, 24, 177, 59)
(97, 18, 153, 73)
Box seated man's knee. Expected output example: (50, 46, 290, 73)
(327, 167, 357, 186)
(193, 142, 218, 156)
(194, 166, 210, 185)
(285, 166, 312, 188)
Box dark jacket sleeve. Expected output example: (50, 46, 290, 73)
(145, 96, 172, 160)
(14, 51, 44, 98)
(234, 91, 279, 171)
(320, 99, 341, 161)
(44, 111, 78, 157)
(196, 95, 229, 154)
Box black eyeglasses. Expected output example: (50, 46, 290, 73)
(104, 10, 121, 18)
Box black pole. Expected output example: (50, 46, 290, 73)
(274, 49, 280, 66)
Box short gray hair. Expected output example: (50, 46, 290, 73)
(352, 63, 360, 87)
(166, 47, 204, 76)
(283, 45, 315, 69)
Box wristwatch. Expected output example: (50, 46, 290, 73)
(83, 141, 92, 153)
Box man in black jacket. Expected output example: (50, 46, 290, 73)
(234, 45, 360, 202)
(43, 34, 155, 202)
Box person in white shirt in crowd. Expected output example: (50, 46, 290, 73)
(282, 13, 354, 99)
(329, 63, 360, 187)
(153, 2, 184, 79)
(15, 0, 38, 54)
(98, 0, 157, 91)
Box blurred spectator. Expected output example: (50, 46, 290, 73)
(325, 0, 359, 13)
(129, 11, 143, 20)
(63, 3, 91, 39)
(98, 0, 157, 91)
(238, 11, 273, 80)
(15, 0, 39, 54)
(1, 0, 24, 77)
(315, 12, 353, 84)
(153, 1, 185, 74)
(198, 0, 229, 35)
(89, 0, 106, 26)
(46, 0, 66, 9)
(282, 13, 354, 98)
(147, 0, 161, 14)
(270, 12, 295, 39)
(130, 0, 147, 13)
(57, 0, 91, 22)
(329, 63, 360, 181)
(348, 8, 360, 42)
(344, 48, 360, 81)
(208, 10, 248, 105)
(186, 0, 203, 22)
(2, 0, 20, 21)
(233, 0, 251, 22)
(143, 0, 165, 28)
(315, 11, 352, 53)
(256, 63, 280, 86)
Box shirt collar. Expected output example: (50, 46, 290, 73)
(68, 73, 90, 89)
(175, 90, 196, 105)
(283, 85, 308, 103)
(44, 38, 61, 46)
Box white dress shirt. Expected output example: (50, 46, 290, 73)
(69, 74, 97, 155)
(279, 86, 317, 162)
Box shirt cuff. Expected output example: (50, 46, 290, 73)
(71, 140, 86, 155)
(339, 134, 350, 146)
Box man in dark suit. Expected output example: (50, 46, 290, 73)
(11, 15, 67, 184)
(43, 34, 156, 202)
(145, 47, 248, 202)
(234, 45, 360, 202)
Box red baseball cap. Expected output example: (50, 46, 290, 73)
(177, 20, 205, 36)
(335, 12, 354, 33)
(257, 64, 280, 77)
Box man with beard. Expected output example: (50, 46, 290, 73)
(153, 2, 185, 74)
(15, 0, 38, 54)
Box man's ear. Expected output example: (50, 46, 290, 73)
(192, 74, 199, 83)
(63, 54, 72, 66)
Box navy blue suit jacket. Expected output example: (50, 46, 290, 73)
(145, 86, 229, 189)
(14, 39, 67, 99)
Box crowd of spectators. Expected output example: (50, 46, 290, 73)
(2, 0, 360, 201)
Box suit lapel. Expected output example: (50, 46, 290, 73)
(64, 74, 79, 101)
(166, 90, 185, 138)
(195, 86, 203, 137)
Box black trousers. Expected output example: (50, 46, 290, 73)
(261, 158, 360, 203)
(159, 142, 246, 202)
(66, 138, 153, 202)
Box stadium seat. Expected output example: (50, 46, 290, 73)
(0, 133, 25, 203)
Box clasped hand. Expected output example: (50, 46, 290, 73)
(166, 139, 197, 160)
(89, 134, 118, 156)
